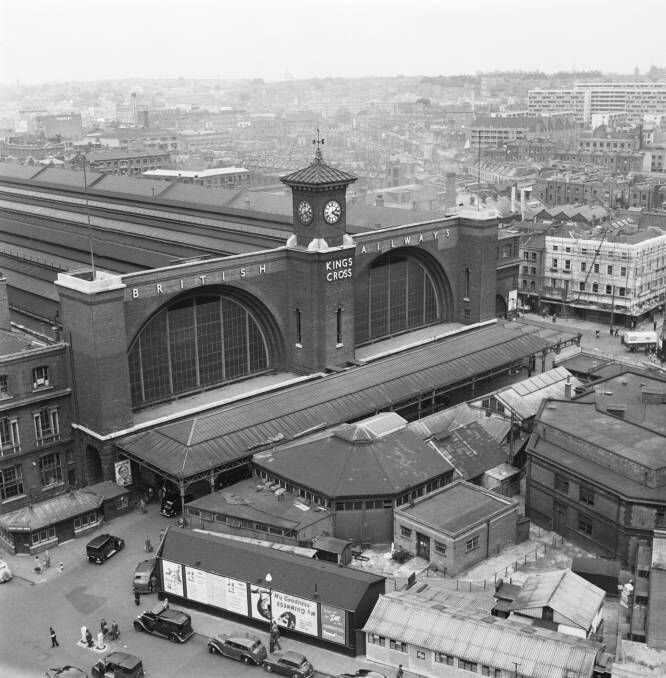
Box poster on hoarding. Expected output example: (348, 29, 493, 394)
(320, 604, 346, 644)
(161, 559, 183, 597)
(508, 289, 518, 312)
(249, 586, 319, 637)
(184, 566, 248, 615)
(114, 459, 132, 486)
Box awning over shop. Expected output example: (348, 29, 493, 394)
(0, 489, 103, 532)
(117, 323, 551, 482)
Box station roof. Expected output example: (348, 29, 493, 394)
(159, 528, 384, 612)
(118, 323, 550, 482)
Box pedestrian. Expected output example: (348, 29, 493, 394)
(614, 327, 619, 337)
(100, 618, 109, 640)
(139, 497, 146, 514)
(271, 621, 282, 650)
(144, 536, 152, 553)
(595, 329, 600, 339)
(57, 562, 64, 573)
(150, 574, 158, 593)
(396, 665, 404, 678)
(85, 628, 94, 648)
(34, 555, 41, 573)
(44, 549, 51, 569)
(49, 626, 59, 648)
(610, 326, 614, 336)
(134, 589, 141, 606)
(110, 620, 119, 641)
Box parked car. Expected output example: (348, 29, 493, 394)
(132, 558, 156, 593)
(263, 651, 314, 677)
(92, 652, 144, 678)
(0, 559, 12, 583)
(86, 534, 125, 564)
(208, 633, 267, 665)
(338, 671, 387, 678)
(160, 493, 193, 517)
(44, 667, 88, 678)
(133, 604, 194, 643)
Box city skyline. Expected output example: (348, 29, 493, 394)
(1, 0, 665, 86)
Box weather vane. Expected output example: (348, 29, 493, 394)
(313, 128, 325, 160)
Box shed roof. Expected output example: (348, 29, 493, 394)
(510, 570, 605, 631)
(0, 489, 103, 531)
(363, 593, 600, 678)
(159, 528, 384, 611)
(118, 324, 549, 481)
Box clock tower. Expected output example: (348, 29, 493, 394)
(281, 134, 357, 248)
(280, 136, 358, 372)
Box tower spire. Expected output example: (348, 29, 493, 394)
(313, 127, 325, 162)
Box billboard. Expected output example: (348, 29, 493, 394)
(184, 566, 248, 616)
(508, 289, 518, 312)
(250, 586, 319, 636)
(320, 604, 346, 644)
(114, 459, 133, 486)
(161, 559, 183, 597)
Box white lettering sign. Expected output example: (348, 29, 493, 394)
(325, 257, 353, 283)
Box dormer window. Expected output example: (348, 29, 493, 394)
(32, 366, 49, 390)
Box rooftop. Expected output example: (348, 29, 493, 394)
(280, 151, 357, 188)
(395, 480, 517, 536)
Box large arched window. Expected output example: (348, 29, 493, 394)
(356, 254, 440, 344)
(129, 295, 270, 407)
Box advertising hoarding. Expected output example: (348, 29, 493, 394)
(508, 289, 518, 312)
(114, 459, 133, 486)
(184, 566, 248, 616)
(320, 604, 346, 644)
(161, 559, 184, 597)
(250, 586, 319, 636)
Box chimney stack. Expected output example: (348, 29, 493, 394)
(0, 276, 11, 332)
(564, 375, 572, 400)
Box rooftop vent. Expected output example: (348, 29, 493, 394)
(606, 403, 626, 418)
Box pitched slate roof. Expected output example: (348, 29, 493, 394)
(280, 153, 357, 188)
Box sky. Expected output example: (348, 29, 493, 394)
(1, 0, 665, 85)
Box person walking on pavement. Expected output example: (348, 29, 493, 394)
(595, 329, 600, 339)
(85, 628, 94, 648)
(100, 618, 109, 640)
(396, 665, 404, 678)
(49, 626, 59, 648)
(271, 621, 282, 650)
(134, 589, 141, 606)
(110, 620, 119, 641)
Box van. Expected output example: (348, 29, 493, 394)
(133, 558, 156, 593)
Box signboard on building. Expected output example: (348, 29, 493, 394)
(508, 289, 518, 312)
(320, 604, 346, 644)
(114, 459, 133, 486)
(250, 587, 318, 636)
(161, 559, 184, 597)
(184, 566, 248, 616)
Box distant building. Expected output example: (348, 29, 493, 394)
(393, 480, 520, 576)
(86, 149, 170, 176)
(143, 167, 252, 190)
(34, 113, 83, 140)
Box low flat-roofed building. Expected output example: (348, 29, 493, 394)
(509, 569, 605, 638)
(393, 480, 519, 575)
(157, 527, 385, 652)
(363, 591, 604, 678)
(184, 477, 333, 546)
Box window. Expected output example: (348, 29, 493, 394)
(369, 634, 385, 646)
(606, 285, 612, 295)
(594, 263, 599, 273)
(31, 526, 55, 545)
(621, 266, 627, 276)
(607, 265, 613, 275)
(459, 660, 478, 672)
(580, 262, 586, 272)
(389, 639, 407, 652)
(466, 536, 480, 553)
(555, 475, 569, 493)
(34, 408, 60, 445)
(592, 283, 599, 293)
(74, 511, 98, 530)
(564, 260, 571, 270)
(336, 307, 342, 345)
(580, 486, 595, 506)
(530, 267, 536, 275)
(435, 541, 447, 555)
(296, 308, 302, 345)
(553, 245, 559, 251)
(464, 267, 471, 299)
(435, 653, 454, 665)
(32, 366, 49, 389)
(0, 418, 20, 455)
(416, 650, 426, 660)
(0, 464, 24, 500)
(400, 526, 412, 539)
(38, 452, 63, 487)
(0, 375, 7, 396)
(463, 309, 471, 322)
(578, 515, 593, 536)
(552, 258, 558, 269)
(579, 282, 585, 292)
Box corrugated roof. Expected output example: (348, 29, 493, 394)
(408, 403, 511, 443)
(159, 528, 384, 611)
(363, 593, 600, 678)
(281, 155, 357, 187)
(0, 489, 103, 531)
(119, 324, 550, 480)
(510, 570, 605, 631)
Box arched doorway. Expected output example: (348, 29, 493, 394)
(128, 290, 281, 409)
(355, 248, 452, 345)
(496, 294, 508, 317)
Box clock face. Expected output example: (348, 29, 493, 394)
(297, 200, 313, 225)
(323, 200, 342, 224)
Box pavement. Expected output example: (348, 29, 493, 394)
(1, 503, 414, 678)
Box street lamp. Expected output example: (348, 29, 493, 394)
(265, 572, 273, 632)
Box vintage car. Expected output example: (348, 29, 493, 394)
(263, 651, 314, 677)
(133, 604, 194, 643)
(86, 534, 125, 564)
(207, 633, 267, 665)
(132, 558, 156, 593)
(91, 652, 144, 678)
